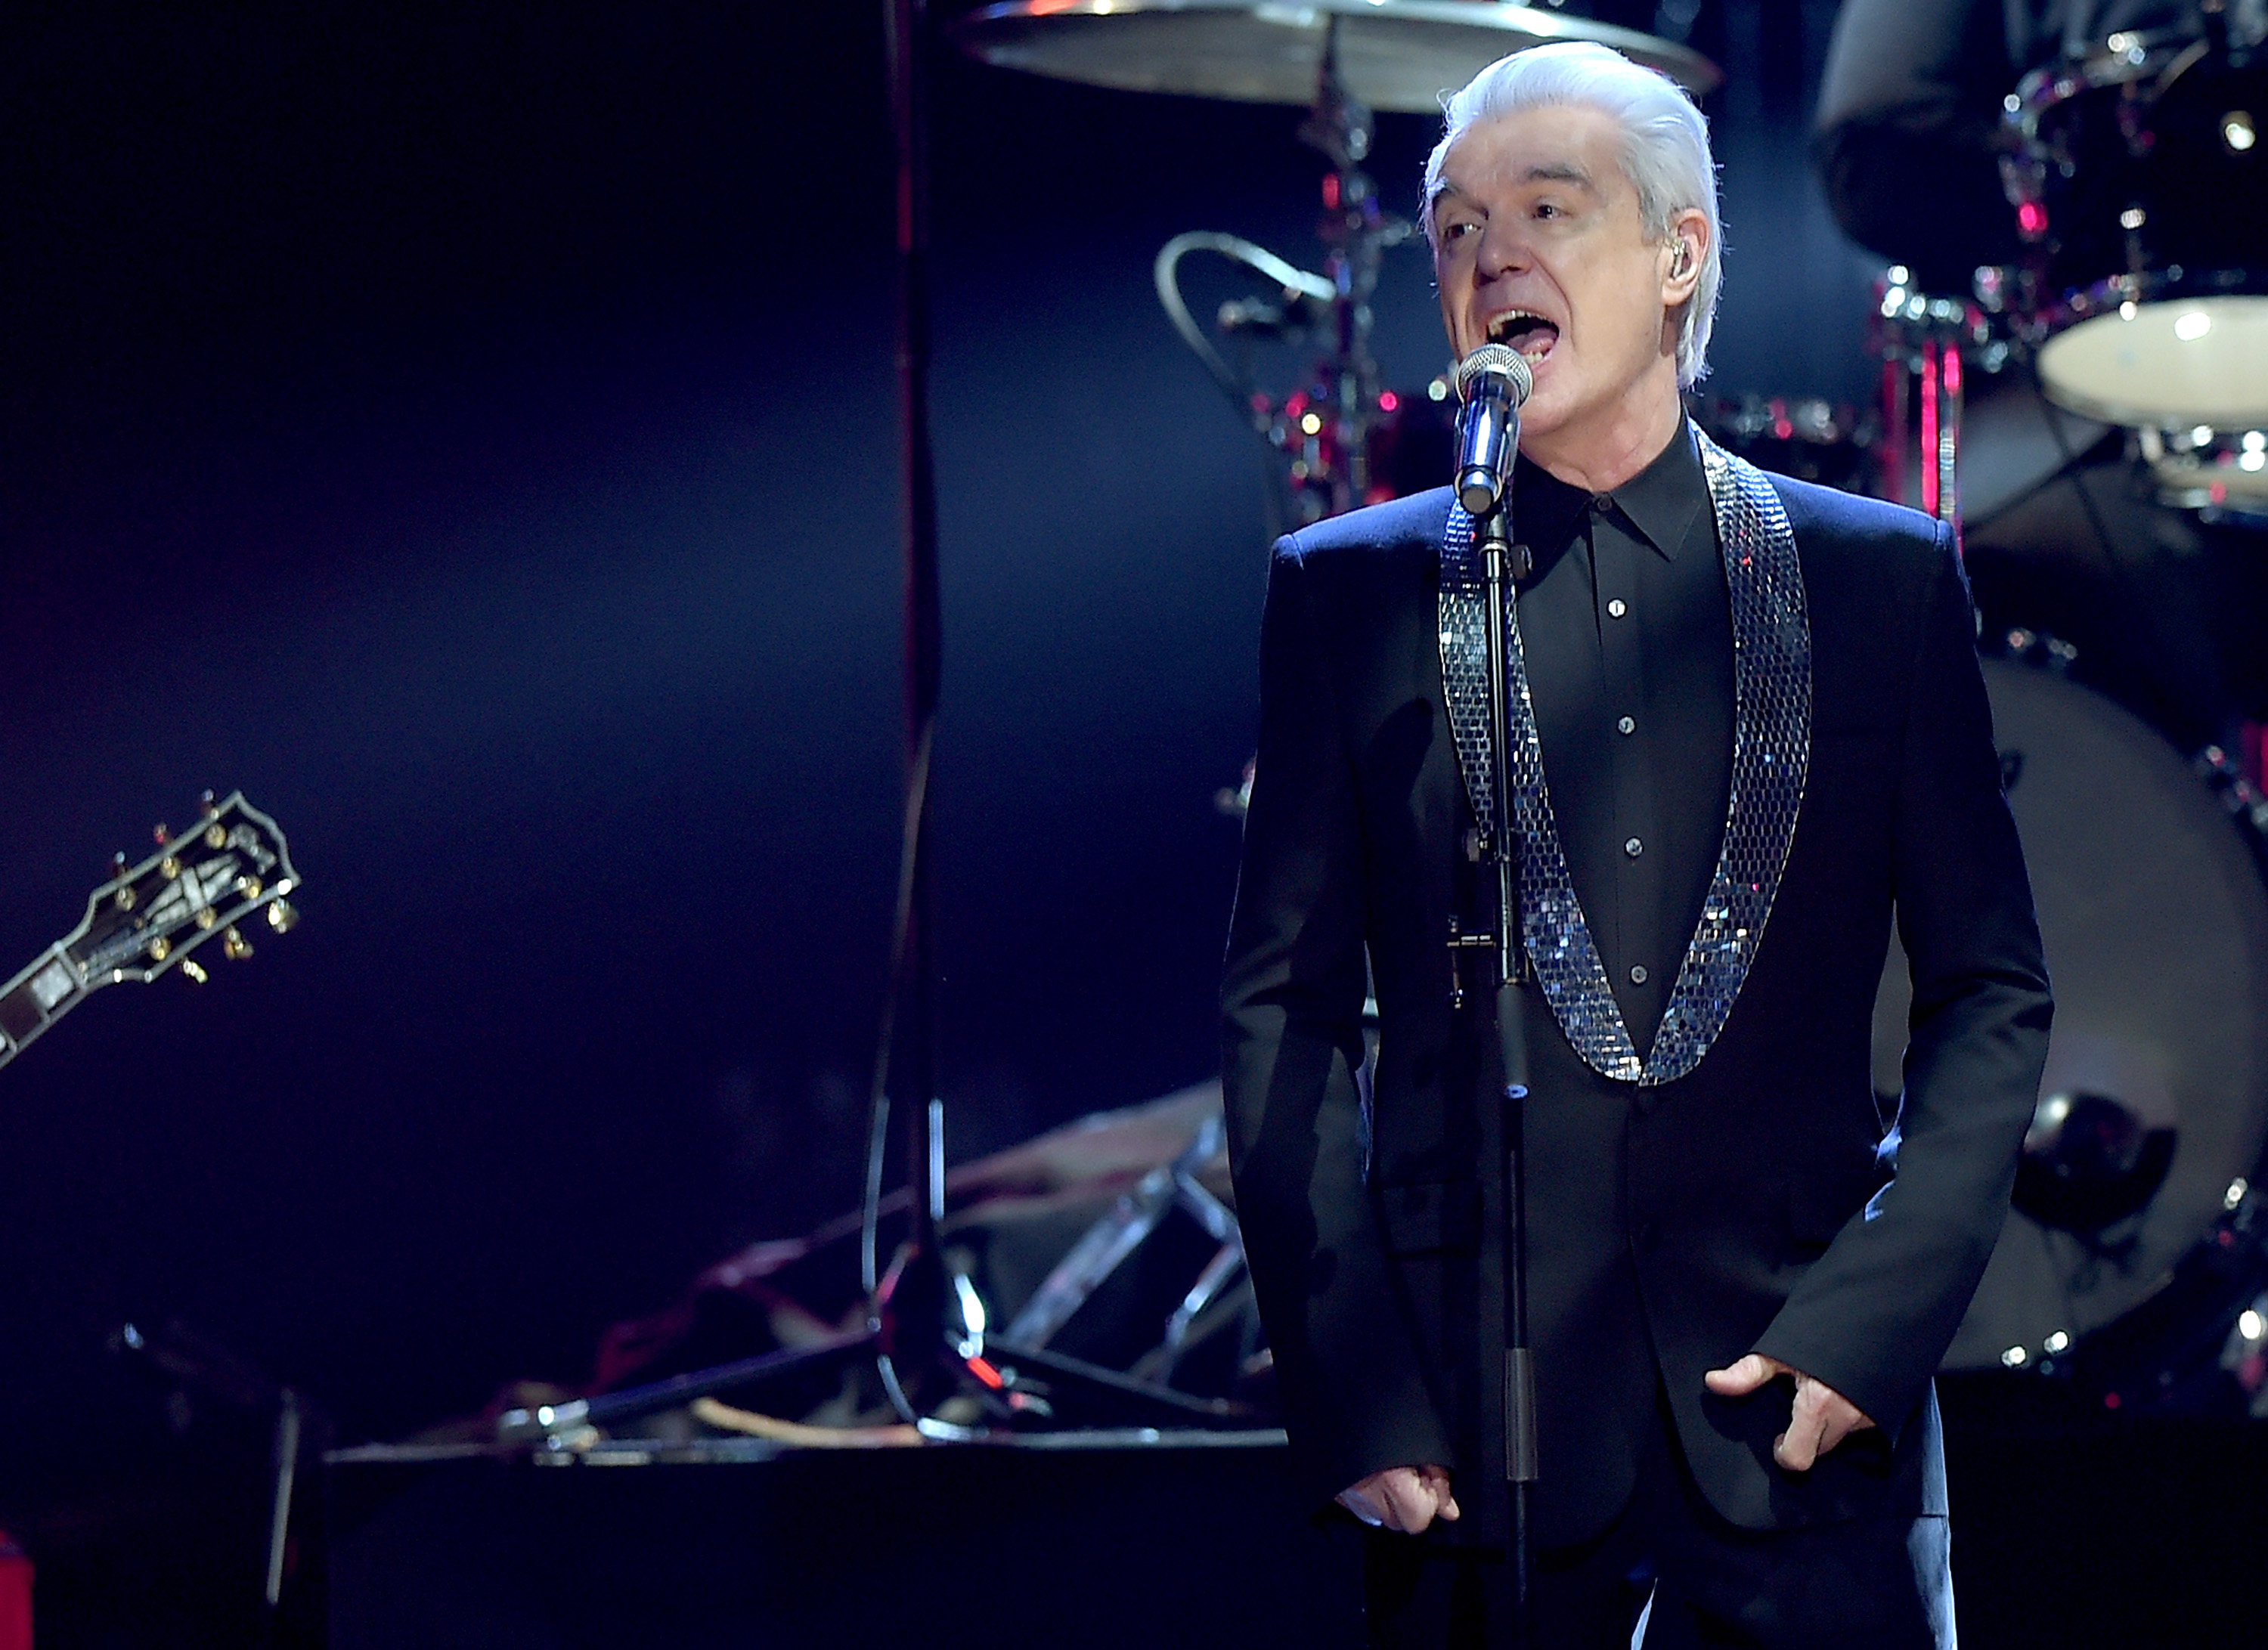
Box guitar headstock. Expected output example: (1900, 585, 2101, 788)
(0, 791, 302, 1069)
(70, 791, 302, 986)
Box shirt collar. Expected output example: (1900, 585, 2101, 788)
(1509, 414, 1709, 567)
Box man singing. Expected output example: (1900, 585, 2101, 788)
(1221, 42, 2051, 1648)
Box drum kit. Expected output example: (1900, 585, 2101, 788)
(1864, 12, 2268, 531)
(1827, 11, 2268, 1403)
(953, 0, 2268, 1414)
(959, 0, 1719, 526)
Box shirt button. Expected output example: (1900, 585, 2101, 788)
(1591, 493, 1614, 515)
(1624, 836, 1643, 858)
(1606, 599, 1628, 619)
(1630, 964, 1650, 986)
(1617, 715, 1635, 735)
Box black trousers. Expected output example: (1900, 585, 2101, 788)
(1362, 1385, 1950, 1649)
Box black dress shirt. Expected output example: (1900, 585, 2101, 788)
(1509, 418, 1733, 1059)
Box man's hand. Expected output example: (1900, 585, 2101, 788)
(1337, 1464, 1461, 1533)
(1704, 1353, 1877, 1472)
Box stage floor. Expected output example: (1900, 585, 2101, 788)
(321, 1388, 2268, 1650)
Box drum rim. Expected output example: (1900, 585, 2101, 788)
(2034, 288, 2268, 426)
(2142, 422, 2268, 510)
(2006, 28, 2246, 145)
(1999, 27, 2268, 327)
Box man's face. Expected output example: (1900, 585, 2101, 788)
(1431, 104, 1687, 454)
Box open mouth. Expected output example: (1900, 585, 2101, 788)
(1487, 309, 1560, 361)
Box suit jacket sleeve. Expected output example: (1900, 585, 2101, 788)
(1755, 522, 2053, 1440)
(1221, 539, 1456, 1509)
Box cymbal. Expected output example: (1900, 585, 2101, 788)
(950, 0, 1723, 110)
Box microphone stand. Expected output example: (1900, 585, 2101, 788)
(869, 0, 959, 1426)
(499, 0, 1250, 1455)
(1475, 499, 1538, 1643)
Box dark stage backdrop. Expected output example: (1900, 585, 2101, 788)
(0, 0, 1874, 1479)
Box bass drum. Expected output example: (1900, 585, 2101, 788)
(1870, 655, 2268, 1371)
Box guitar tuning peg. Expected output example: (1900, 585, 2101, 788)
(222, 927, 253, 962)
(265, 899, 299, 935)
(198, 791, 218, 819)
(111, 851, 129, 878)
(181, 959, 209, 985)
(152, 822, 170, 847)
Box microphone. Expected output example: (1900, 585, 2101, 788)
(1453, 345, 1533, 518)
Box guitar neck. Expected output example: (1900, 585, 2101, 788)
(0, 940, 96, 1073)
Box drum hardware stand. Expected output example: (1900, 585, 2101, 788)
(499, 1, 1264, 1451)
(1873, 269, 1974, 531)
(110, 1320, 329, 1642)
(840, 0, 965, 1435)
(1297, 19, 1397, 520)
(263, 1386, 305, 1636)
(504, 0, 957, 1445)
(1153, 18, 1417, 528)
(996, 1111, 1256, 1376)
(711, 0, 1207, 1438)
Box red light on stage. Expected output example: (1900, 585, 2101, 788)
(2017, 200, 2049, 239)
(2104, 1391, 2121, 1409)
(1378, 391, 1399, 413)
(1919, 342, 1941, 519)
(0, 1532, 26, 1650)
(1323, 173, 1341, 210)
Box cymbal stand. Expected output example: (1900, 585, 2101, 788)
(502, 0, 973, 1446)
(1873, 270, 1988, 536)
(1155, 20, 1414, 528)
(1296, 20, 1395, 519)
(499, 2, 1270, 1452)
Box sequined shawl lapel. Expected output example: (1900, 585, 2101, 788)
(1437, 428, 1812, 1085)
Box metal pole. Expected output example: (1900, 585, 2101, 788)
(878, 0, 950, 1406)
(1479, 505, 1537, 1642)
(1299, 19, 1390, 520)
(262, 1387, 301, 1617)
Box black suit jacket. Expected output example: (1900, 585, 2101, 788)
(1220, 475, 2052, 1546)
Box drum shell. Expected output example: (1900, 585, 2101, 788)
(2017, 54, 2268, 302)
(2008, 42, 2268, 426)
(1870, 658, 2268, 1370)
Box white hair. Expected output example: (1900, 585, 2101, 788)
(1423, 42, 1724, 388)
